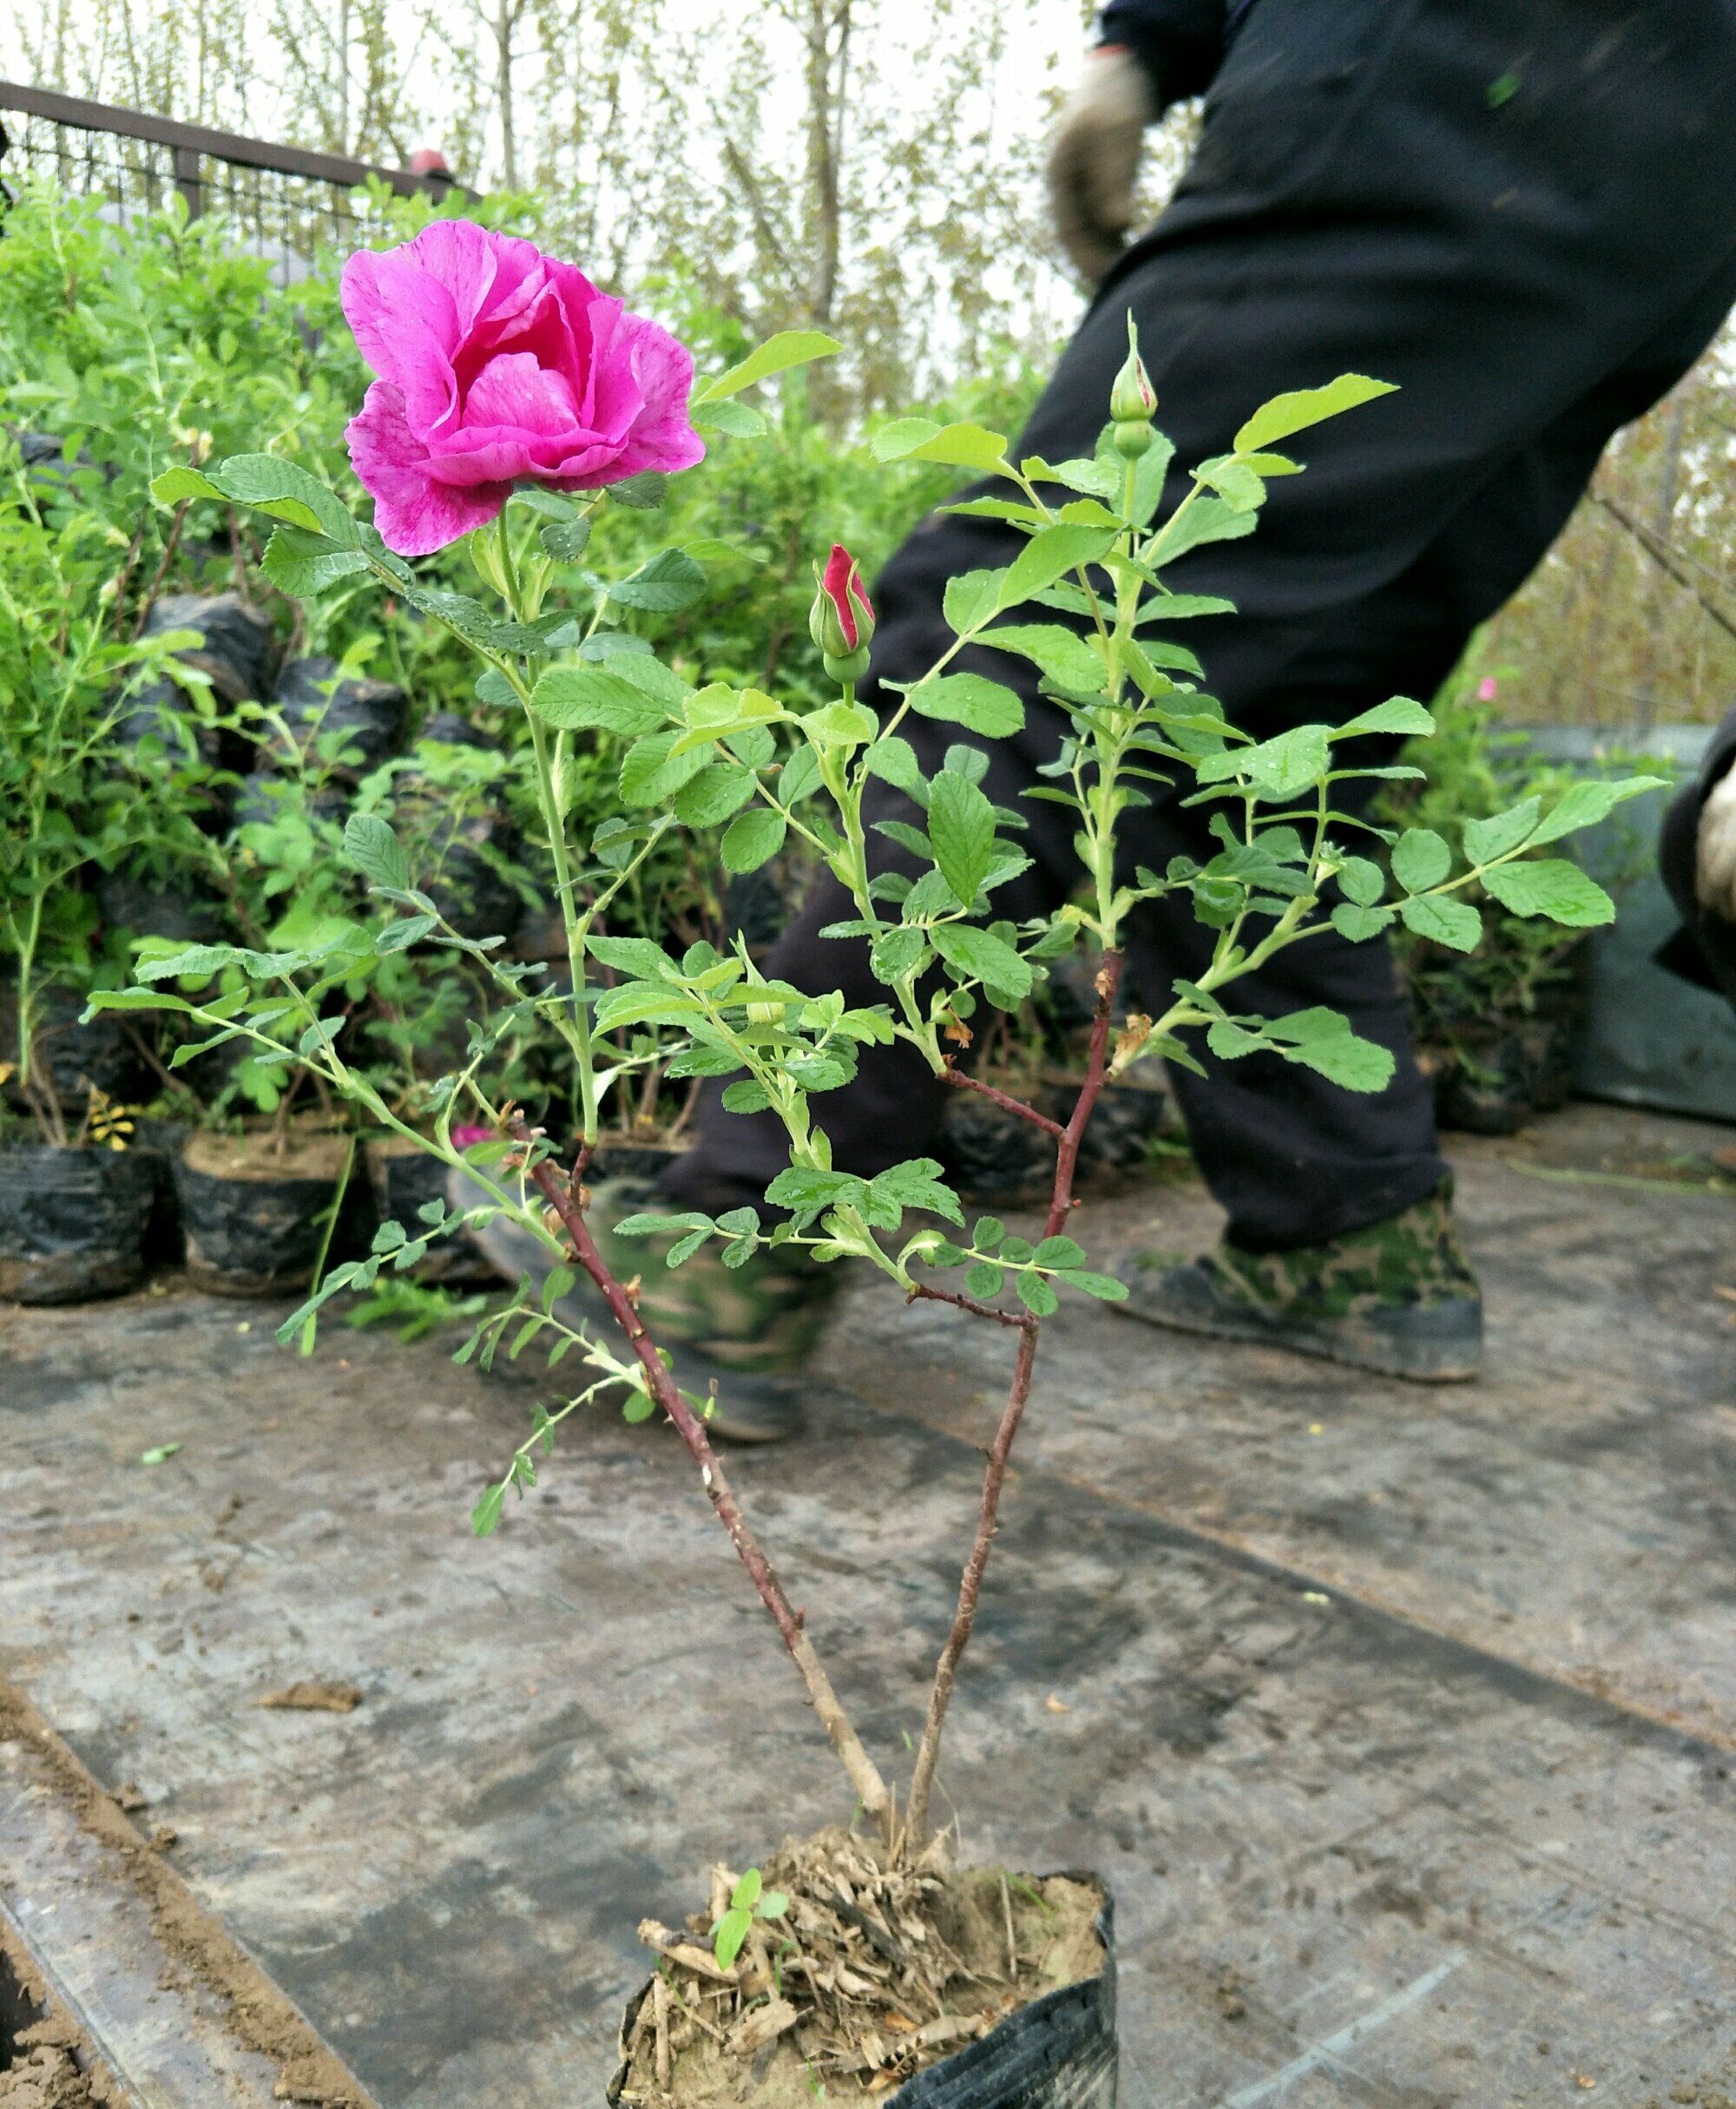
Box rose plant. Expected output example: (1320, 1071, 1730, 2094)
(94, 225, 1656, 2099)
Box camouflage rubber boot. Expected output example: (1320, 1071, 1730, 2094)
(1115, 1179, 1483, 1383)
(447, 1166, 837, 1442)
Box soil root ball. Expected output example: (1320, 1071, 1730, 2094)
(609, 1827, 1115, 2107)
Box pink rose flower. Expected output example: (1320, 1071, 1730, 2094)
(339, 220, 706, 557)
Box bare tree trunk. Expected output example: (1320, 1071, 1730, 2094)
(803, 0, 845, 325)
(1635, 389, 1691, 738)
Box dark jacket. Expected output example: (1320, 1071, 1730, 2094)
(1098, 0, 1256, 102)
(1657, 707, 1736, 1010)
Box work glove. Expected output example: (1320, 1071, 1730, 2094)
(1047, 45, 1154, 286)
(1697, 761, 1736, 921)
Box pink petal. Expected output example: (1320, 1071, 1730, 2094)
(464, 352, 582, 439)
(345, 380, 506, 556)
(340, 246, 462, 436)
(608, 308, 706, 477)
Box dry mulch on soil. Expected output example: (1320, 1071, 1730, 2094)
(615, 1825, 1104, 2106)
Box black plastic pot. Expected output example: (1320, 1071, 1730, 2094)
(418, 710, 496, 752)
(271, 656, 409, 776)
(141, 593, 274, 705)
(231, 771, 351, 831)
(1421, 952, 1588, 1137)
(0, 1144, 160, 1304)
(171, 1130, 365, 1297)
(96, 874, 228, 948)
(0, 986, 156, 1111)
(607, 1888, 1116, 2108)
(113, 678, 226, 772)
(423, 813, 523, 943)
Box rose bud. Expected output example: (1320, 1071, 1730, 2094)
(809, 544, 875, 684)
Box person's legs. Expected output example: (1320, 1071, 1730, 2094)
(642, 0, 1736, 1407)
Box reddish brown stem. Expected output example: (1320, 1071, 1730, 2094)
(908, 1283, 1031, 1331)
(904, 953, 1124, 1849)
(509, 1120, 893, 1831)
(939, 1063, 1065, 1138)
(128, 500, 190, 642)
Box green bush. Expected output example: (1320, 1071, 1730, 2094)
(0, 181, 1042, 1143)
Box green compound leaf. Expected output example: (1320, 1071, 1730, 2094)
(343, 812, 410, 892)
(1335, 695, 1437, 739)
(1233, 374, 1397, 454)
(1481, 857, 1614, 927)
(925, 770, 996, 908)
(697, 330, 842, 403)
(1016, 1273, 1059, 1317)
(608, 547, 707, 613)
(1529, 773, 1668, 846)
(1391, 827, 1452, 893)
(720, 806, 787, 874)
(908, 673, 1025, 738)
(930, 923, 1032, 1001)
(1059, 1270, 1129, 1301)
(1398, 892, 1483, 952)
(871, 418, 1009, 474)
(1463, 796, 1541, 866)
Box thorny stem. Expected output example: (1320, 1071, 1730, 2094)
(903, 951, 1124, 1850)
(938, 1065, 1066, 1139)
(508, 1117, 895, 1835)
(907, 1283, 1030, 1330)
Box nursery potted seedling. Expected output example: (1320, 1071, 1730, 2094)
(0, 443, 214, 1302)
(97, 221, 1658, 2103)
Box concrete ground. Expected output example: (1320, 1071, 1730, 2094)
(2, 1101, 1734, 2109)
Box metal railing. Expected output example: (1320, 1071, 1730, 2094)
(0, 82, 456, 273)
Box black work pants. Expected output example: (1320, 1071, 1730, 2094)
(667, 0, 1736, 1251)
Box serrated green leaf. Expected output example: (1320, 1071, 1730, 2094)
(1399, 892, 1483, 951)
(926, 771, 996, 907)
(930, 923, 1031, 999)
(692, 397, 768, 437)
(1000, 522, 1118, 608)
(1463, 796, 1542, 866)
(608, 547, 706, 613)
(1336, 695, 1436, 739)
(873, 418, 1008, 474)
(1016, 1273, 1059, 1317)
(1331, 902, 1396, 942)
(620, 729, 708, 805)
(1233, 374, 1397, 454)
(1481, 857, 1614, 927)
(1529, 774, 1670, 846)
(908, 673, 1024, 738)
(698, 329, 842, 403)
(1060, 1270, 1130, 1301)
(721, 806, 786, 874)
(343, 812, 409, 892)
(1392, 827, 1452, 892)
(529, 665, 669, 737)
(978, 624, 1106, 695)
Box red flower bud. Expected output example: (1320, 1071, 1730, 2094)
(811, 544, 875, 658)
